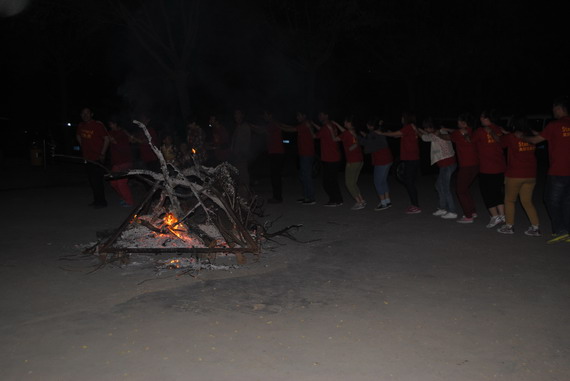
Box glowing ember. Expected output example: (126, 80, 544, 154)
(191, 148, 197, 154)
(163, 212, 178, 226)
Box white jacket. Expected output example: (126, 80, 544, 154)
(420, 131, 455, 165)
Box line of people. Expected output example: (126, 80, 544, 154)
(75, 97, 570, 244)
(260, 98, 569, 243)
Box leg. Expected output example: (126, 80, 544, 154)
(299, 156, 315, 201)
(504, 177, 522, 226)
(518, 178, 539, 227)
(269, 154, 284, 201)
(456, 166, 478, 218)
(546, 175, 570, 235)
(441, 163, 457, 213)
(403, 160, 419, 207)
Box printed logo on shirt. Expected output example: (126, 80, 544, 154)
(80, 130, 94, 139)
(486, 133, 495, 144)
(562, 126, 570, 137)
(517, 141, 535, 152)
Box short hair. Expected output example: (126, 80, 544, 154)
(458, 113, 475, 128)
(553, 96, 569, 112)
(401, 111, 416, 125)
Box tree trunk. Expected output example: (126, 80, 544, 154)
(174, 70, 192, 122)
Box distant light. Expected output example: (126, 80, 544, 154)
(67, 122, 72, 126)
(73, 146, 80, 151)
(282, 140, 290, 144)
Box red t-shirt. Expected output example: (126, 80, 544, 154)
(472, 124, 506, 174)
(297, 122, 314, 157)
(109, 130, 133, 165)
(437, 156, 456, 168)
(138, 126, 159, 163)
(267, 122, 284, 154)
(540, 116, 570, 176)
(317, 123, 341, 162)
(502, 134, 536, 178)
(339, 130, 363, 163)
(451, 128, 478, 167)
(400, 124, 419, 160)
(371, 147, 393, 166)
(77, 120, 108, 161)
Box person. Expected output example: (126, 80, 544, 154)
(177, 142, 193, 168)
(472, 110, 506, 228)
(262, 111, 286, 204)
(108, 116, 134, 207)
(520, 96, 570, 243)
(417, 118, 458, 219)
(160, 133, 178, 165)
(497, 116, 541, 236)
(444, 113, 479, 223)
(295, 112, 316, 204)
(76, 107, 109, 208)
(312, 111, 343, 207)
(360, 119, 393, 211)
(135, 113, 160, 172)
(380, 111, 421, 214)
(334, 117, 365, 210)
(208, 115, 231, 165)
(186, 118, 207, 164)
(230, 109, 256, 194)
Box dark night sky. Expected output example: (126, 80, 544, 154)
(0, 0, 568, 151)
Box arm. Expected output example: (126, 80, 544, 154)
(332, 120, 345, 132)
(520, 134, 546, 145)
(100, 135, 110, 162)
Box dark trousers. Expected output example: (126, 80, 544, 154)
(269, 153, 285, 200)
(545, 175, 570, 235)
(456, 165, 479, 218)
(479, 172, 504, 209)
(403, 160, 419, 207)
(86, 162, 107, 205)
(322, 161, 343, 203)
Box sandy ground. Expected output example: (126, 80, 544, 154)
(1, 161, 569, 381)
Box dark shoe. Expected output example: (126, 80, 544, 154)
(302, 199, 316, 205)
(268, 198, 283, 204)
(92, 202, 107, 209)
(296, 198, 305, 203)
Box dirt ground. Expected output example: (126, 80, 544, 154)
(1, 161, 569, 381)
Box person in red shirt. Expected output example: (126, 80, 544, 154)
(281, 111, 316, 204)
(313, 111, 343, 207)
(380, 112, 421, 214)
(361, 119, 393, 210)
(108, 116, 134, 207)
(208, 115, 230, 165)
(334, 117, 365, 210)
(522, 96, 570, 242)
(440, 113, 479, 223)
(472, 110, 506, 228)
(76, 107, 109, 208)
(496, 116, 540, 236)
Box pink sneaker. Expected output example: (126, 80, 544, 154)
(457, 216, 474, 224)
(405, 206, 422, 214)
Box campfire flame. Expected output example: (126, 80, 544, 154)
(191, 148, 197, 154)
(163, 212, 178, 227)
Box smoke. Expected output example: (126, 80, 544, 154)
(0, 0, 30, 17)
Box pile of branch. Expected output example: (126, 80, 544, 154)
(86, 120, 264, 265)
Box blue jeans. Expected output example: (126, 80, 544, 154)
(546, 175, 570, 234)
(299, 155, 315, 201)
(373, 163, 392, 195)
(435, 163, 457, 212)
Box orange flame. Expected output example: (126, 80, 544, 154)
(191, 148, 197, 154)
(163, 212, 178, 226)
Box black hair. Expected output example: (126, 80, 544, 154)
(458, 113, 475, 128)
(553, 96, 569, 112)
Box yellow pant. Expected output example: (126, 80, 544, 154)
(504, 177, 539, 226)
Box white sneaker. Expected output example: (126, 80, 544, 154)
(432, 209, 447, 216)
(441, 212, 457, 219)
(486, 216, 502, 228)
(351, 202, 365, 210)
